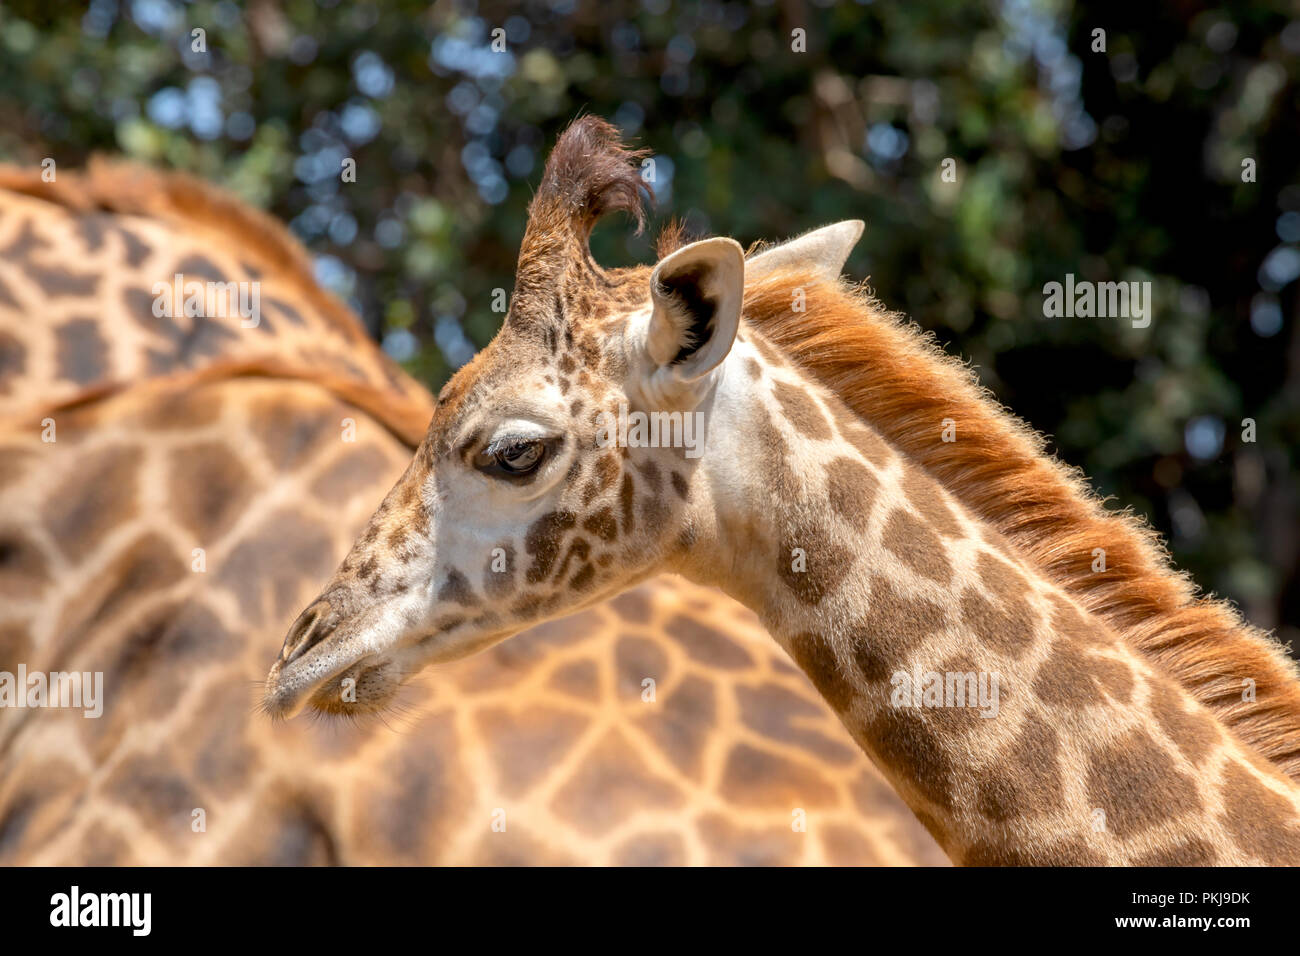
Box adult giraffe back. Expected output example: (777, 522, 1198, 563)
(0, 160, 943, 865)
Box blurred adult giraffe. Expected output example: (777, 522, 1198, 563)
(0, 159, 944, 865)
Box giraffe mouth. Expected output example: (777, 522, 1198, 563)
(264, 605, 404, 719)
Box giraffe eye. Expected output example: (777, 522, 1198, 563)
(475, 437, 548, 479)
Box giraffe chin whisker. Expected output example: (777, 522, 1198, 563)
(263, 642, 385, 721)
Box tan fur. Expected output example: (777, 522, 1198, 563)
(0, 160, 432, 444)
(0, 158, 364, 342)
(5, 354, 434, 448)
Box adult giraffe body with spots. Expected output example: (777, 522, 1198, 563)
(268, 117, 1300, 865)
(0, 158, 942, 865)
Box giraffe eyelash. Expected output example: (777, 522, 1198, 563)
(483, 435, 539, 458)
(473, 434, 564, 482)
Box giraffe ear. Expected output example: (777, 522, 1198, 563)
(645, 237, 744, 383)
(745, 220, 864, 282)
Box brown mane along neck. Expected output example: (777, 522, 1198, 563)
(742, 265, 1300, 782)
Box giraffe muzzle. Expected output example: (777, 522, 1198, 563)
(264, 599, 364, 719)
(266, 596, 419, 719)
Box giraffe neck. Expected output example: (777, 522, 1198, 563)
(673, 329, 1300, 865)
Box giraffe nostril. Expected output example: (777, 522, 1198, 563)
(281, 600, 333, 665)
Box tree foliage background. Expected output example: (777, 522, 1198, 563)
(2, 0, 1297, 651)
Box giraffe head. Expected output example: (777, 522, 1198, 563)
(263, 117, 863, 718)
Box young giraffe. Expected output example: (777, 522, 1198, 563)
(268, 117, 1300, 865)
(0, 160, 943, 865)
